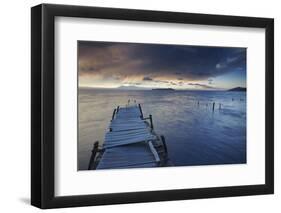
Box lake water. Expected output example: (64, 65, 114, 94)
(78, 88, 246, 170)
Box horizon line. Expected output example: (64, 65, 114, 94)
(78, 86, 246, 91)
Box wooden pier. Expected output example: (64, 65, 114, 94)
(88, 103, 169, 170)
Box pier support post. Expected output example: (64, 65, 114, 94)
(88, 141, 99, 170)
(212, 102, 215, 111)
(117, 106, 119, 113)
(160, 135, 168, 155)
(138, 104, 143, 119)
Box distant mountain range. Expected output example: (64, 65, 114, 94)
(228, 87, 246, 91)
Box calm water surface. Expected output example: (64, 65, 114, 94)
(78, 88, 246, 170)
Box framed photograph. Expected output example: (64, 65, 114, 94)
(31, 4, 274, 209)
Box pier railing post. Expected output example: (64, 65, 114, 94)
(138, 104, 143, 119)
(111, 108, 116, 120)
(160, 135, 168, 155)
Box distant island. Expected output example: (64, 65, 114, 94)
(152, 88, 175, 91)
(117, 85, 149, 90)
(228, 87, 246, 92)
(117, 86, 176, 91)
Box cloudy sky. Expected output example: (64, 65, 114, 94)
(78, 41, 246, 90)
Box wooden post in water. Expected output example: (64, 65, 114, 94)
(117, 106, 119, 113)
(88, 141, 99, 170)
(212, 102, 215, 111)
(219, 103, 222, 110)
(149, 114, 154, 130)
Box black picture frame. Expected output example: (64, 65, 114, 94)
(31, 3, 274, 209)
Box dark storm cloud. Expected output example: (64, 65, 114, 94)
(78, 41, 246, 81)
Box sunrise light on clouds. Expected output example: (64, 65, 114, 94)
(78, 41, 246, 90)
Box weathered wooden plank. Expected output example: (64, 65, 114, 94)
(105, 129, 150, 137)
(117, 109, 140, 112)
(116, 111, 141, 116)
(111, 119, 144, 124)
(97, 143, 158, 169)
(110, 121, 146, 126)
(111, 126, 147, 132)
(97, 162, 158, 169)
(110, 124, 147, 130)
(112, 118, 143, 122)
(148, 141, 160, 162)
(105, 132, 155, 141)
(105, 139, 155, 148)
(104, 137, 156, 149)
(117, 107, 139, 112)
(105, 134, 155, 142)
